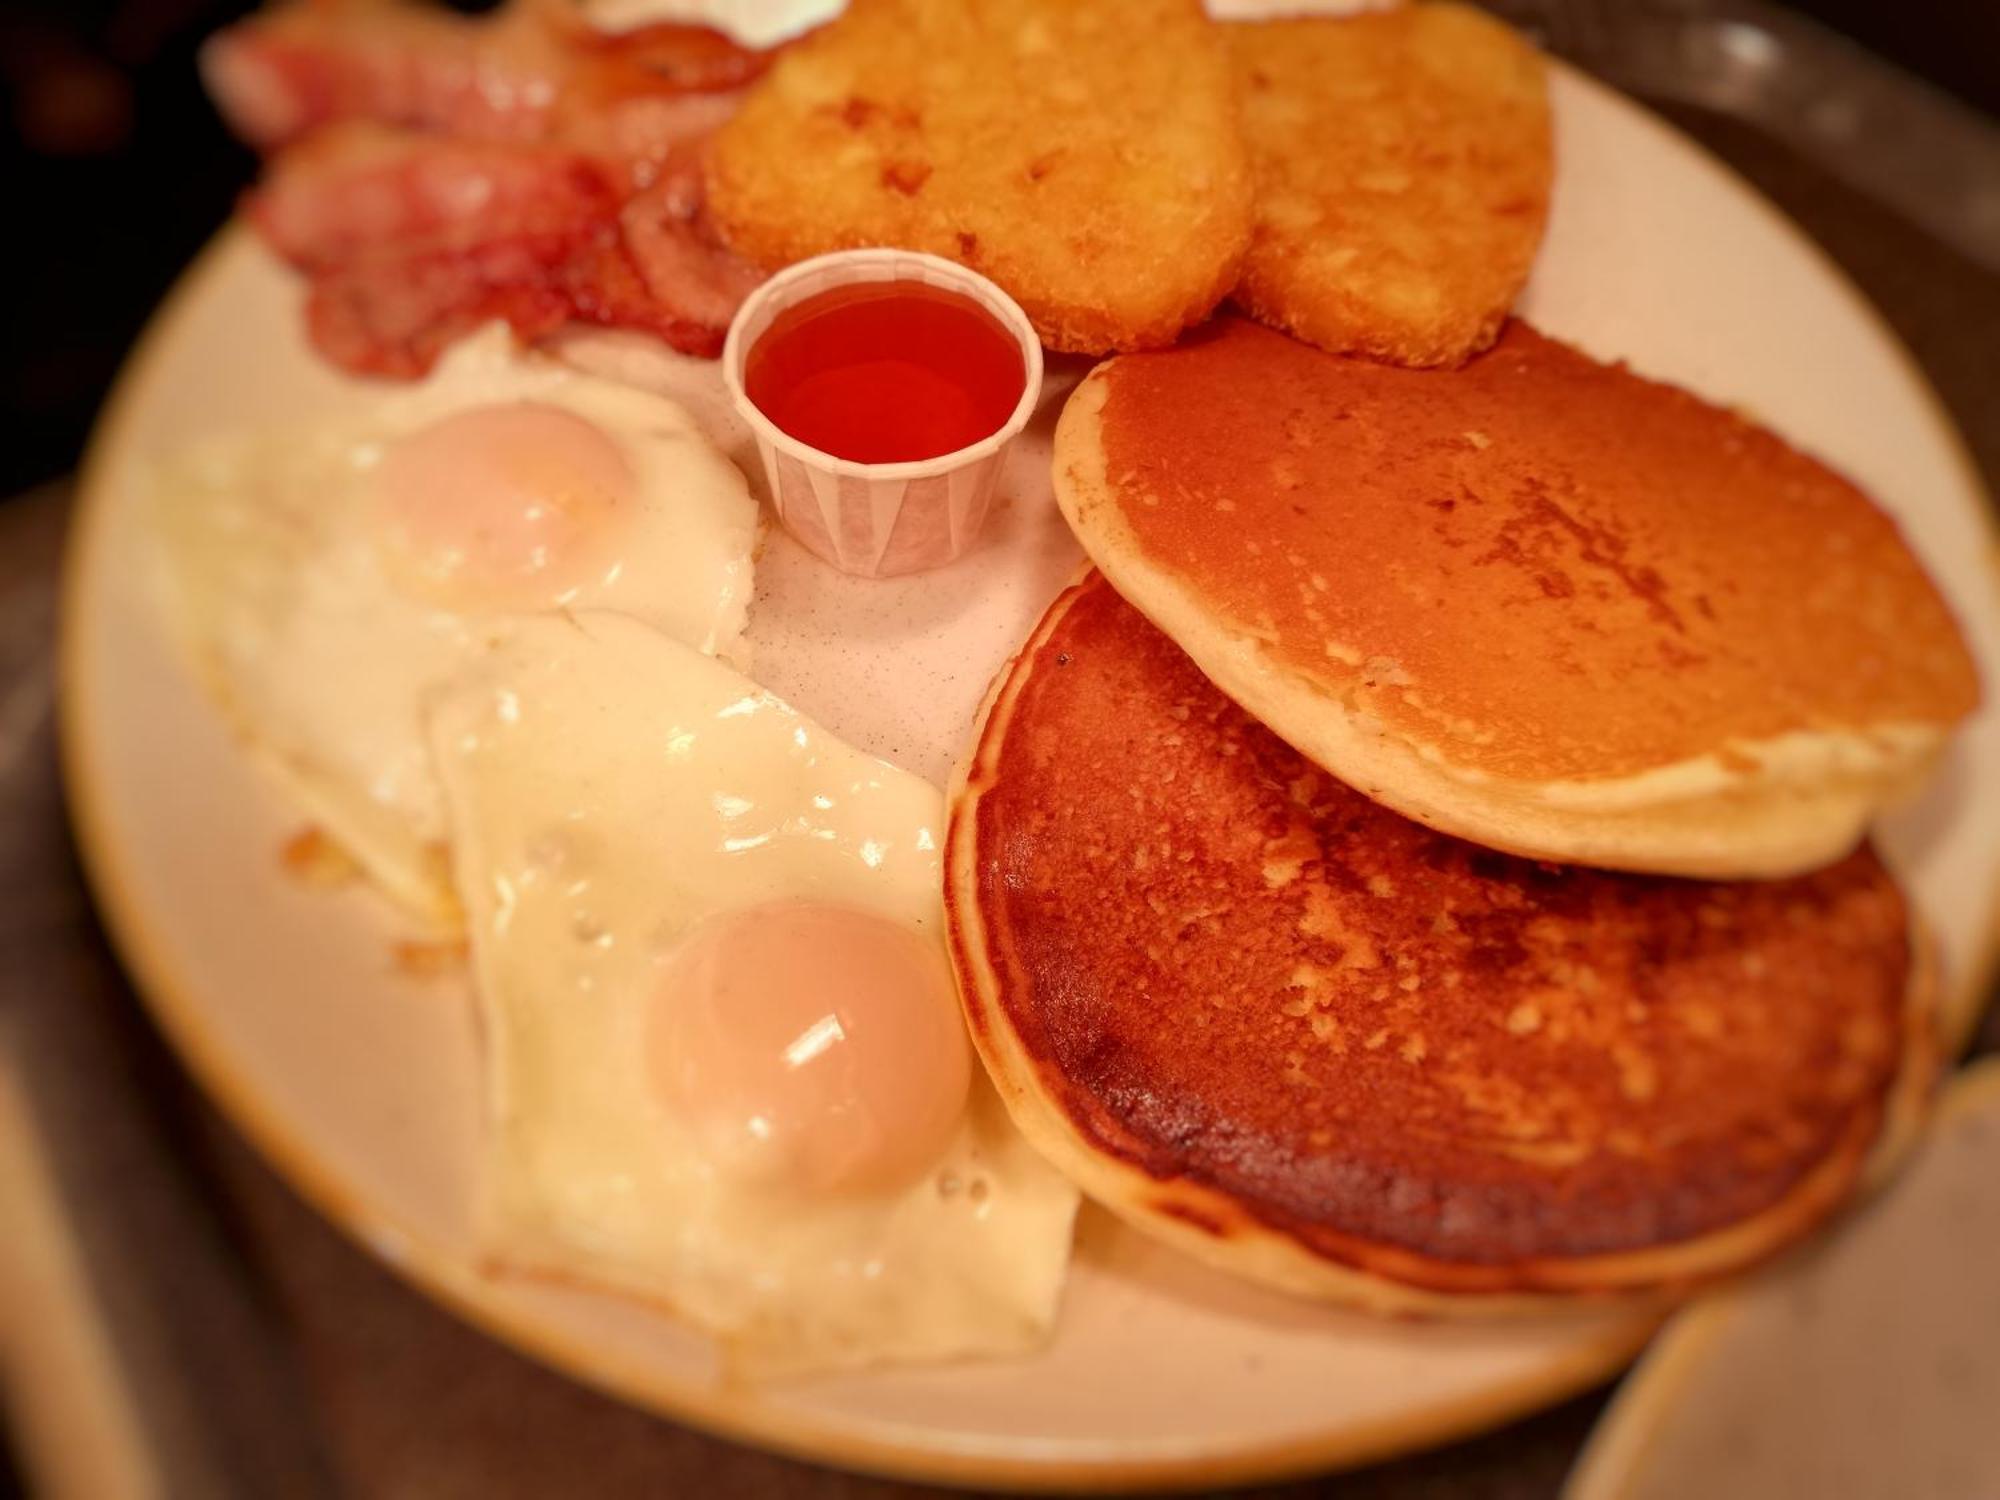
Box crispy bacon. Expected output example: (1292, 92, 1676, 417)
(617, 147, 768, 329)
(201, 0, 766, 153)
(203, 0, 771, 377)
(558, 87, 743, 189)
(256, 126, 748, 376)
(308, 242, 590, 379)
(253, 126, 620, 268)
(202, 0, 556, 148)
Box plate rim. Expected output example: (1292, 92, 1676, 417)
(56, 65, 2000, 1491)
(1559, 1057, 2000, 1500)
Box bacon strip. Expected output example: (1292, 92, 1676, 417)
(201, 0, 766, 152)
(617, 147, 768, 330)
(253, 126, 620, 268)
(203, 0, 771, 377)
(201, 0, 556, 148)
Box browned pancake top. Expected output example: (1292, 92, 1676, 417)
(964, 573, 1913, 1267)
(1090, 318, 1979, 782)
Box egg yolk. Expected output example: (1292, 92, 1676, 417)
(652, 901, 971, 1195)
(372, 402, 633, 610)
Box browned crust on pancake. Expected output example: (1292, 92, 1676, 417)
(1228, 4, 1552, 368)
(946, 572, 1938, 1313)
(1054, 318, 1982, 878)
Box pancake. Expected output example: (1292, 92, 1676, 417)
(1053, 318, 1981, 879)
(946, 572, 1936, 1313)
(705, 0, 1251, 354)
(1228, 4, 1552, 368)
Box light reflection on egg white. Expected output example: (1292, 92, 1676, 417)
(490, 871, 518, 935)
(781, 1013, 847, 1069)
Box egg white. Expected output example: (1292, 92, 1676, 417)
(151, 328, 760, 927)
(428, 610, 1079, 1376)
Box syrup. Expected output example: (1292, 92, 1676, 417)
(744, 280, 1026, 464)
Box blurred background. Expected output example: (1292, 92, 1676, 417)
(0, 3, 1994, 1498)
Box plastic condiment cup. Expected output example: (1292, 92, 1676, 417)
(722, 249, 1044, 579)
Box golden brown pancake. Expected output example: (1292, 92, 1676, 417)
(1228, 4, 1552, 368)
(1054, 318, 1981, 879)
(705, 0, 1251, 354)
(947, 572, 1935, 1313)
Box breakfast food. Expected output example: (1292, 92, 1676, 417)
(705, 0, 1252, 353)
(135, 0, 1994, 1405)
(741, 272, 1025, 465)
(432, 611, 1078, 1374)
(722, 249, 1042, 576)
(200, 0, 763, 147)
(1228, 4, 1552, 367)
(202, 0, 770, 374)
(1054, 318, 1981, 879)
(152, 328, 757, 925)
(947, 573, 1935, 1312)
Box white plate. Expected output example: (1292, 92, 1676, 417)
(1563, 1059, 2000, 1500)
(61, 65, 2000, 1491)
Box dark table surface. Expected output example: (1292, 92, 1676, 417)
(3, 49, 1997, 1500)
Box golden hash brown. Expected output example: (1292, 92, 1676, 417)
(705, 0, 1252, 353)
(1228, 3, 1552, 368)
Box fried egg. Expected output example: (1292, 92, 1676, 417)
(152, 327, 759, 926)
(427, 611, 1078, 1375)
